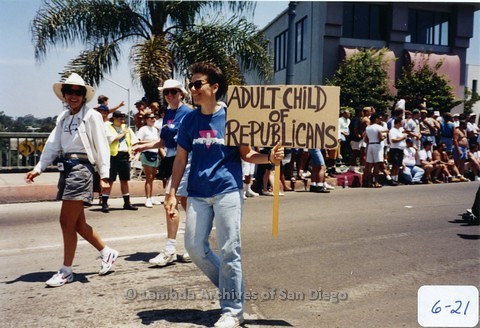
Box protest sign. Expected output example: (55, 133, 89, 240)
(226, 85, 340, 237)
(226, 85, 340, 149)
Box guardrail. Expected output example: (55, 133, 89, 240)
(0, 132, 53, 172)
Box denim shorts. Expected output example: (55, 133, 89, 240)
(453, 146, 468, 160)
(308, 149, 325, 166)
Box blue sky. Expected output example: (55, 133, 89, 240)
(0, 1, 478, 119)
(0, 0, 288, 119)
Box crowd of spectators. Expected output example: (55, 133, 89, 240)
(111, 95, 479, 197)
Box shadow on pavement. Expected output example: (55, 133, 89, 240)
(3, 271, 94, 285)
(457, 234, 480, 240)
(137, 308, 294, 327)
(122, 252, 158, 263)
(138, 308, 220, 326)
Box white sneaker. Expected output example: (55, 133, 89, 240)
(214, 313, 244, 328)
(260, 190, 274, 196)
(324, 182, 335, 190)
(151, 199, 162, 205)
(149, 249, 176, 266)
(45, 270, 74, 287)
(245, 189, 259, 197)
(176, 252, 192, 263)
(145, 199, 153, 208)
(98, 248, 119, 275)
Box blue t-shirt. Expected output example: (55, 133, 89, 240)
(176, 106, 243, 198)
(160, 103, 192, 149)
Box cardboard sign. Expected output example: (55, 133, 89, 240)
(226, 85, 340, 149)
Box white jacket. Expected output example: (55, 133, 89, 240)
(34, 105, 110, 179)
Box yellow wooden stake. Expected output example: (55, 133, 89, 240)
(272, 161, 280, 237)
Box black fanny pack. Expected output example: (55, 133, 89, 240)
(57, 158, 90, 172)
(143, 151, 158, 162)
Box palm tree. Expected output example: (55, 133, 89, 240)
(31, 0, 272, 102)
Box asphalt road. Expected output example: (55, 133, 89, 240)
(0, 182, 479, 327)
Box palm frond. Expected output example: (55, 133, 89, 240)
(131, 36, 172, 102)
(170, 16, 272, 84)
(31, 0, 149, 61)
(62, 42, 121, 86)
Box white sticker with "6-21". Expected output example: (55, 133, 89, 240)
(418, 285, 479, 327)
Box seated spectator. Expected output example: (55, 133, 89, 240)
(417, 140, 443, 184)
(402, 139, 425, 184)
(467, 143, 480, 181)
(433, 143, 461, 182)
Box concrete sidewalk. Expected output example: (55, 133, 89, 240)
(0, 171, 335, 204)
(0, 172, 164, 204)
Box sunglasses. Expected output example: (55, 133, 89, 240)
(63, 88, 85, 96)
(188, 80, 208, 90)
(163, 89, 178, 96)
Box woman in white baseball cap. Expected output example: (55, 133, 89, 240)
(25, 73, 119, 287)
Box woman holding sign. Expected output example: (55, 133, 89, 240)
(165, 62, 284, 328)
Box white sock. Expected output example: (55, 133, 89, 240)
(100, 246, 111, 257)
(318, 182, 324, 187)
(165, 239, 176, 253)
(311, 182, 317, 187)
(61, 265, 72, 274)
(392, 175, 398, 181)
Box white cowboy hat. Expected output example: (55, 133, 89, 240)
(158, 79, 188, 97)
(53, 73, 95, 103)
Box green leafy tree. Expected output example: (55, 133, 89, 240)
(326, 48, 394, 112)
(31, 0, 272, 102)
(395, 54, 461, 113)
(464, 87, 480, 114)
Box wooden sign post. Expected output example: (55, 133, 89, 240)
(226, 85, 340, 236)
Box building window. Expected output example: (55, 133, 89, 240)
(274, 30, 288, 71)
(473, 80, 478, 93)
(405, 9, 450, 46)
(343, 3, 388, 41)
(295, 17, 307, 63)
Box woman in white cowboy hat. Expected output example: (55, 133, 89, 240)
(134, 78, 192, 266)
(24, 73, 119, 287)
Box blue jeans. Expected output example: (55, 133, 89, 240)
(308, 148, 325, 166)
(185, 190, 244, 316)
(402, 165, 425, 183)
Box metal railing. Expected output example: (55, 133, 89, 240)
(0, 132, 54, 172)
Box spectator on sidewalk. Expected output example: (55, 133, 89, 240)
(338, 108, 351, 164)
(97, 94, 125, 115)
(402, 139, 425, 184)
(388, 117, 407, 184)
(136, 113, 161, 207)
(348, 107, 363, 172)
(453, 120, 471, 182)
(364, 113, 395, 187)
(133, 99, 150, 131)
(308, 149, 331, 193)
(25, 73, 118, 287)
(102, 110, 139, 212)
(417, 140, 443, 184)
(433, 143, 461, 182)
